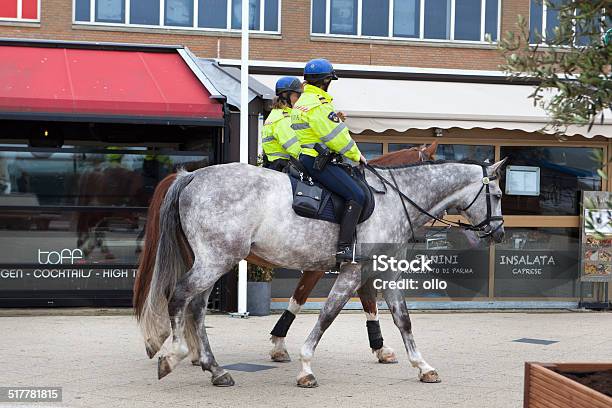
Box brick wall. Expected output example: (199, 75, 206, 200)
(0, 0, 530, 71)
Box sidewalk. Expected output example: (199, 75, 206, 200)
(1, 311, 610, 408)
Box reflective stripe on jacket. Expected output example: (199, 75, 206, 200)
(261, 107, 301, 161)
(290, 84, 361, 163)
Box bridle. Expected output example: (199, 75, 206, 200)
(365, 163, 504, 239)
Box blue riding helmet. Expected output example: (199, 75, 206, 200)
(275, 76, 303, 96)
(304, 58, 338, 82)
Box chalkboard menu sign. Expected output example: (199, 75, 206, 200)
(580, 191, 612, 282)
(494, 249, 580, 297)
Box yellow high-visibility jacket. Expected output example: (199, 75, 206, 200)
(291, 84, 361, 163)
(261, 107, 300, 161)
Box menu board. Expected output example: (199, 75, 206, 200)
(505, 165, 540, 196)
(580, 191, 612, 282)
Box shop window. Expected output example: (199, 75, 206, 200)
(0, 0, 39, 21)
(0, 146, 213, 272)
(311, 0, 498, 42)
(131, 0, 160, 25)
(389, 143, 417, 152)
(435, 144, 494, 162)
(494, 228, 581, 298)
(357, 142, 382, 160)
(500, 146, 602, 216)
(74, 0, 280, 33)
(389, 143, 493, 162)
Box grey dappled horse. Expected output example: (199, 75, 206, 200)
(138, 159, 506, 387)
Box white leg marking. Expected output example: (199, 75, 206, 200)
(287, 297, 302, 315)
(297, 343, 314, 380)
(406, 333, 435, 374)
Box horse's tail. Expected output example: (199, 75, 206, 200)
(133, 173, 177, 319)
(136, 169, 197, 357)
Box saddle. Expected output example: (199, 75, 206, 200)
(287, 158, 375, 224)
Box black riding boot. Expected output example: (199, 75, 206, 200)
(336, 200, 365, 263)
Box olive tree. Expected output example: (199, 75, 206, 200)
(498, 1, 611, 235)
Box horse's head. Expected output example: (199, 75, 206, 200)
(417, 140, 438, 161)
(369, 141, 438, 167)
(456, 158, 507, 243)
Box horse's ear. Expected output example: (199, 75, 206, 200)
(425, 140, 439, 156)
(489, 157, 508, 175)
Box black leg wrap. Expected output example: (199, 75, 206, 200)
(270, 310, 296, 338)
(366, 320, 384, 350)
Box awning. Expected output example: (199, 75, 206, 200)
(0, 42, 224, 125)
(252, 75, 611, 139)
(196, 59, 274, 110)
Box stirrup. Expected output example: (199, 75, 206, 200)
(336, 242, 368, 264)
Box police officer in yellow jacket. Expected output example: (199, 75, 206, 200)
(292, 58, 368, 262)
(261, 77, 302, 172)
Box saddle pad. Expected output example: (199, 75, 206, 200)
(288, 169, 375, 224)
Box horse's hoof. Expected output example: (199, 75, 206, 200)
(375, 346, 398, 364)
(157, 356, 172, 380)
(297, 374, 318, 388)
(212, 372, 235, 387)
(270, 349, 291, 362)
(191, 359, 200, 366)
(420, 370, 441, 383)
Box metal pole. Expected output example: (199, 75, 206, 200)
(237, 0, 249, 316)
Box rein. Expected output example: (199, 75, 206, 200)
(364, 163, 504, 238)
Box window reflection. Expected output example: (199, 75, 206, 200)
(500, 146, 602, 216)
(388, 143, 417, 152)
(436, 144, 494, 162)
(357, 142, 383, 160)
(0, 148, 211, 206)
(0, 146, 212, 267)
(389, 143, 493, 162)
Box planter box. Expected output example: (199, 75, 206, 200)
(247, 281, 271, 316)
(524, 362, 612, 408)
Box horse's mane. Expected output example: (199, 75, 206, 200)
(370, 159, 491, 170)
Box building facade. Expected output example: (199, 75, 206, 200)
(1, 0, 610, 309)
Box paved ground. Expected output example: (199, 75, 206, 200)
(0, 310, 611, 408)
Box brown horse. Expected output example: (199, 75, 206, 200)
(133, 141, 438, 364)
